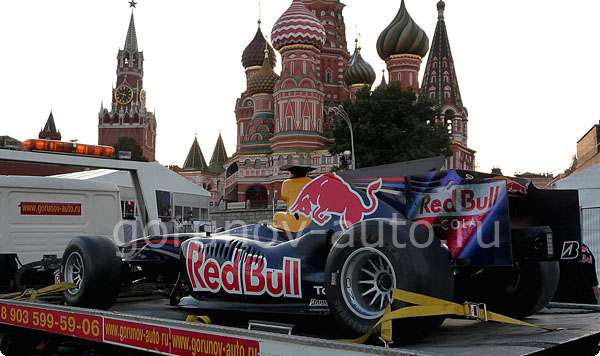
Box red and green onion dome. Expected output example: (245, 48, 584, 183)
(247, 54, 280, 95)
(242, 24, 276, 70)
(271, 0, 326, 51)
(344, 48, 377, 86)
(376, 0, 429, 60)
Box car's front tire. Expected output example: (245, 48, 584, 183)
(61, 236, 121, 310)
(324, 219, 454, 344)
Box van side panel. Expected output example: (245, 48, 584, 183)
(2, 189, 121, 264)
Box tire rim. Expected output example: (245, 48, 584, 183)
(340, 247, 396, 320)
(64, 252, 84, 295)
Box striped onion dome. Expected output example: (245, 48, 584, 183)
(344, 47, 376, 86)
(247, 51, 280, 95)
(376, 0, 429, 59)
(271, 0, 326, 51)
(242, 23, 276, 69)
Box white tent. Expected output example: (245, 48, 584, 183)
(54, 163, 211, 239)
(55, 164, 210, 210)
(553, 165, 600, 277)
(553, 165, 600, 207)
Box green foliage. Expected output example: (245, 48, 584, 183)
(112, 136, 148, 162)
(330, 81, 452, 169)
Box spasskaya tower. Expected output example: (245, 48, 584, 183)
(98, 1, 157, 161)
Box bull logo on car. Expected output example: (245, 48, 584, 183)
(289, 173, 382, 230)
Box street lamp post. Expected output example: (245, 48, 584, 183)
(328, 105, 356, 169)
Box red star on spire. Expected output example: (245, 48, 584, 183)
(129, 0, 137, 8)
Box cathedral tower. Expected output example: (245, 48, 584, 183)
(244, 49, 279, 153)
(236, 22, 276, 150)
(270, 0, 330, 152)
(301, 0, 351, 120)
(377, 0, 429, 92)
(421, 1, 475, 170)
(344, 39, 376, 100)
(98, 8, 157, 161)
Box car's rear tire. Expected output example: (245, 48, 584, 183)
(61, 236, 121, 310)
(455, 261, 560, 319)
(324, 219, 454, 344)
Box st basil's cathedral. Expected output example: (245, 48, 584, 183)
(178, 0, 476, 208)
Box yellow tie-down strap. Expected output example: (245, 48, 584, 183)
(0, 282, 78, 303)
(339, 288, 561, 344)
(186, 315, 212, 324)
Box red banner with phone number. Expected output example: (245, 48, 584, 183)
(0, 302, 260, 356)
(0, 303, 102, 341)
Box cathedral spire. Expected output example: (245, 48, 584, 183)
(379, 69, 387, 89)
(210, 132, 228, 166)
(182, 136, 208, 171)
(421, 0, 463, 110)
(39, 111, 61, 141)
(124, 12, 138, 53)
(421, 1, 475, 170)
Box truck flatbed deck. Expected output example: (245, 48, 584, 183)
(0, 297, 598, 356)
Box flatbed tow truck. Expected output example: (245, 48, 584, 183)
(0, 296, 599, 356)
(1, 147, 600, 355)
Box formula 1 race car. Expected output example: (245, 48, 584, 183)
(59, 157, 582, 344)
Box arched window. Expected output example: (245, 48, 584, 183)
(444, 109, 456, 133)
(298, 155, 304, 165)
(245, 159, 252, 168)
(254, 159, 261, 169)
(287, 155, 294, 165)
(278, 155, 284, 166)
(226, 162, 238, 177)
(321, 155, 326, 165)
(333, 155, 339, 164)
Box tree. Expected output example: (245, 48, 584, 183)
(112, 136, 148, 162)
(329, 81, 452, 169)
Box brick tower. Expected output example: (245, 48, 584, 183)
(421, 1, 475, 170)
(301, 0, 351, 130)
(98, 9, 157, 161)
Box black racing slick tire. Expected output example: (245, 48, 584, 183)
(324, 219, 454, 344)
(454, 261, 560, 319)
(61, 236, 122, 310)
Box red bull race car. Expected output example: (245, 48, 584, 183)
(59, 157, 582, 344)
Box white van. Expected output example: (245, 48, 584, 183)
(0, 176, 121, 265)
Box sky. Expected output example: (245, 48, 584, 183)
(1, 0, 599, 176)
